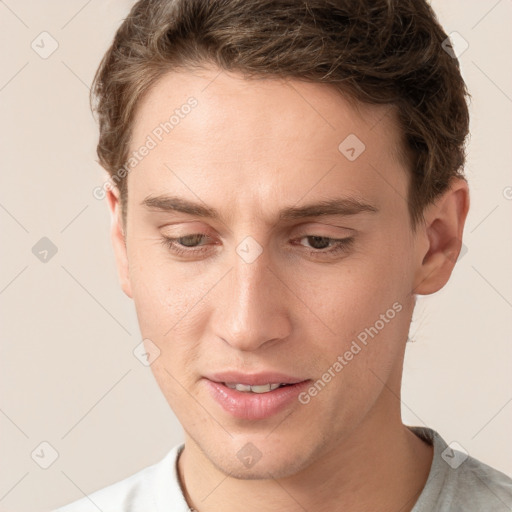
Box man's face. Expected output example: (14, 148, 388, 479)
(114, 66, 426, 478)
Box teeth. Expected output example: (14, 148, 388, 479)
(250, 384, 272, 393)
(225, 383, 285, 393)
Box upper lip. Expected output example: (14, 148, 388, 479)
(206, 371, 307, 386)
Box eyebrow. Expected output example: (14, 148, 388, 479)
(141, 194, 378, 221)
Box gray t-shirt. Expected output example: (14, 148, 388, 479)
(54, 426, 512, 511)
(408, 426, 512, 510)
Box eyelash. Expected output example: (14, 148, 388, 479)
(160, 234, 354, 258)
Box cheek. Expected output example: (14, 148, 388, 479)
(126, 243, 226, 387)
(127, 253, 206, 410)
(296, 235, 414, 379)
(301, 249, 411, 332)
(126, 240, 200, 331)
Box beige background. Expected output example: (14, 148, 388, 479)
(0, 1, 511, 510)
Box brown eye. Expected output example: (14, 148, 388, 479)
(176, 234, 208, 247)
(294, 235, 355, 257)
(302, 236, 333, 250)
(160, 233, 212, 257)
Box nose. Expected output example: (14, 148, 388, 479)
(213, 242, 292, 352)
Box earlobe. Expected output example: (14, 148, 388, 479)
(106, 187, 133, 299)
(412, 178, 470, 296)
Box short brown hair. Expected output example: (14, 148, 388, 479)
(91, 0, 470, 228)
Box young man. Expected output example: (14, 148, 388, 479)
(55, 0, 512, 510)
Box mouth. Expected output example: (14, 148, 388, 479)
(203, 372, 310, 420)
(224, 382, 294, 393)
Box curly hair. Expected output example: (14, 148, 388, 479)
(91, 0, 471, 229)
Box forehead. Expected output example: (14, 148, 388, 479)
(127, 66, 409, 219)
(132, 66, 401, 146)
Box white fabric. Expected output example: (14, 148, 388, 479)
(54, 444, 189, 512)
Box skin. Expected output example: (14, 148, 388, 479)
(106, 65, 469, 512)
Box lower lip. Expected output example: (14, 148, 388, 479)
(204, 380, 310, 420)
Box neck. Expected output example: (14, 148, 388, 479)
(177, 391, 433, 512)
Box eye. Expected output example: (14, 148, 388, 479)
(160, 234, 211, 257)
(294, 235, 354, 257)
(171, 234, 207, 247)
(160, 233, 354, 259)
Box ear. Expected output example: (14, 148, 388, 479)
(106, 187, 133, 299)
(412, 177, 470, 295)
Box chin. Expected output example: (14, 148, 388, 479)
(203, 434, 324, 480)
(214, 454, 310, 481)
